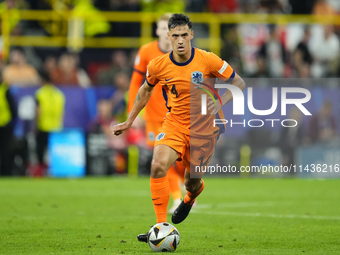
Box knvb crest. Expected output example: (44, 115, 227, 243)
(191, 71, 203, 86)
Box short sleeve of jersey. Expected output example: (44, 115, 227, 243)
(134, 47, 148, 74)
(208, 52, 235, 81)
(146, 60, 159, 87)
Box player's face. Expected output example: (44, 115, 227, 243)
(168, 25, 194, 57)
(156, 20, 169, 43)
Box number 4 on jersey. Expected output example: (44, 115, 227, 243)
(171, 85, 178, 97)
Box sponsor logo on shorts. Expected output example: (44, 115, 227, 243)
(148, 131, 155, 142)
(156, 133, 165, 141)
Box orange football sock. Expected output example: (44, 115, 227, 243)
(150, 176, 170, 223)
(183, 179, 205, 205)
(167, 165, 182, 200)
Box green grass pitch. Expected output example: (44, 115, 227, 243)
(1, 177, 340, 254)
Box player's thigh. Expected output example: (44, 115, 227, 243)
(152, 123, 188, 176)
(151, 144, 179, 178)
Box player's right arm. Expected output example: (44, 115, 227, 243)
(113, 81, 154, 136)
(113, 57, 159, 136)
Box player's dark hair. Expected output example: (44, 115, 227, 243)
(168, 13, 192, 30)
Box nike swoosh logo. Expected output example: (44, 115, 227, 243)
(165, 78, 173, 81)
(152, 198, 160, 201)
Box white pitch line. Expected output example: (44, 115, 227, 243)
(194, 201, 291, 209)
(192, 210, 340, 220)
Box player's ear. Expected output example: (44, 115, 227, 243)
(156, 27, 160, 37)
(191, 29, 194, 39)
(167, 31, 170, 39)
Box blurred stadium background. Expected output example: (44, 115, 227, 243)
(0, 0, 340, 178)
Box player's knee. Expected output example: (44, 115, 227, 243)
(151, 159, 168, 178)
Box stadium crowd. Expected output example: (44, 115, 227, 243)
(2, 0, 340, 81)
(0, 0, 339, 176)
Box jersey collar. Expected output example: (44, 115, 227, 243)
(170, 47, 195, 66)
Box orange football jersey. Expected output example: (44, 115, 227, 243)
(146, 47, 235, 138)
(128, 40, 169, 122)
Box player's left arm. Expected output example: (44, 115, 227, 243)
(209, 73, 245, 115)
(207, 54, 246, 114)
(213, 73, 245, 112)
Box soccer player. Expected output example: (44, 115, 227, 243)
(113, 13, 245, 241)
(128, 13, 184, 213)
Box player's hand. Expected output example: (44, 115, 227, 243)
(112, 121, 131, 136)
(207, 97, 222, 115)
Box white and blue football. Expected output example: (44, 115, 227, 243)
(148, 222, 180, 252)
